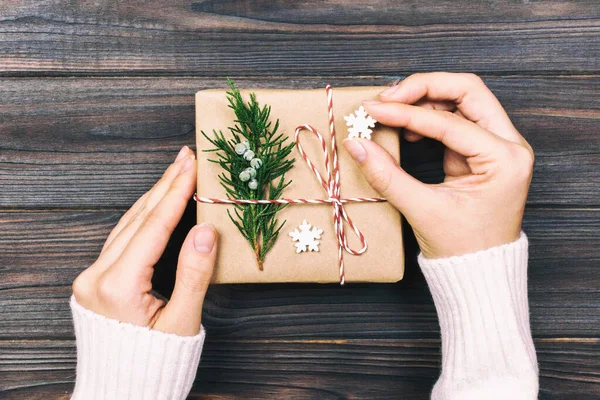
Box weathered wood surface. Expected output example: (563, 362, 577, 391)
(1, 339, 599, 399)
(1, 76, 598, 208)
(1, 208, 599, 340)
(0, 1, 599, 76)
(1, 0, 599, 398)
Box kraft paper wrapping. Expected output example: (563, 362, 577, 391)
(196, 86, 404, 283)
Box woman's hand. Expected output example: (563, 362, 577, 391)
(72, 146, 216, 336)
(344, 72, 534, 258)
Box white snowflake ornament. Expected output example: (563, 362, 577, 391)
(344, 106, 377, 139)
(289, 220, 323, 253)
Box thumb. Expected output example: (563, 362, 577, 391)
(157, 223, 217, 336)
(343, 138, 435, 218)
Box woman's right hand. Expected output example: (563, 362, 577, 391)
(343, 72, 534, 259)
(72, 146, 217, 336)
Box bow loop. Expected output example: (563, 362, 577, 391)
(294, 85, 371, 285)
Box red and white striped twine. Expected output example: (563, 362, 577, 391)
(194, 85, 386, 285)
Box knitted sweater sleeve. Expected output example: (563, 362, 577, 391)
(70, 235, 538, 399)
(70, 296, 205, 400)
(418, 233, 539, 399)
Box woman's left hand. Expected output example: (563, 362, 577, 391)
(72, 146, 217, 336)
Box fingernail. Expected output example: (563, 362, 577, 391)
(362, 100, 382, 106)
(175, 146, 189, 162)
(343, 139, 367, 163)
(194, 223, 216, 253)
(179, 155, 195, 175)
(379, 85, 399, 97)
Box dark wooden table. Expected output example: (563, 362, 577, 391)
(1, 2, 599, 399)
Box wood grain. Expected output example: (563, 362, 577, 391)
(1, 339, 598, 399)
(1, 209, 598, 340)
(189, 1, 600, 26)
(1, 76, 598, 208)
(0, 2, 598, 76)
(1, 1, 599, 398)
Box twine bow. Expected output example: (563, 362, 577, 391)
(195, 85, 386, 285)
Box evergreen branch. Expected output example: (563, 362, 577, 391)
(202, 80, 295, 270)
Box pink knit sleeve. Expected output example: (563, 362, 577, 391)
(418, 233, 539, 399)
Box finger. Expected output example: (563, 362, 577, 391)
(102, 146, 191, 253)
(379, 72, 523, 143)
(416, 99, 456, 112)
(113, 155, 197, 280)
(102, 191, 150, 253)
(364, 101, 507, 159)
(99, 147, 194, 264)
(402, 100, 456, 142)
(403, 131, 423, 142)
(155, 224, 218, 335)
(443, 147, 471, 179)
(343, 138, 437, 216)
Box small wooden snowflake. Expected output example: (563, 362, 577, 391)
(344, 106, 377, 139)
(289, 220, 323, 253)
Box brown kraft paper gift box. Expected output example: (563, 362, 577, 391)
(196, 86, 404, 284)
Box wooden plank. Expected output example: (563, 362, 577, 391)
(0, 76, 598, 208)
(189, 1, 600, 26)
(1, 339, 598, 398)
(4, 0, 600, 28)
(0, 208, 598, 340)
(0, 2, 599, 76)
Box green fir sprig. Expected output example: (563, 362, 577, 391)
(202, 80, 295, 270)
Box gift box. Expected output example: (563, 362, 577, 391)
(195, 85, 404, 284)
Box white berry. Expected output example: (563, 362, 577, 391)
(245, 167, 257, 179)
(248, 179, 258, 190)
(250, 158, 262, 169)
(234, 142, 248, 155)
(243, 150, 255, 161)
(239, 169, 251, 182)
